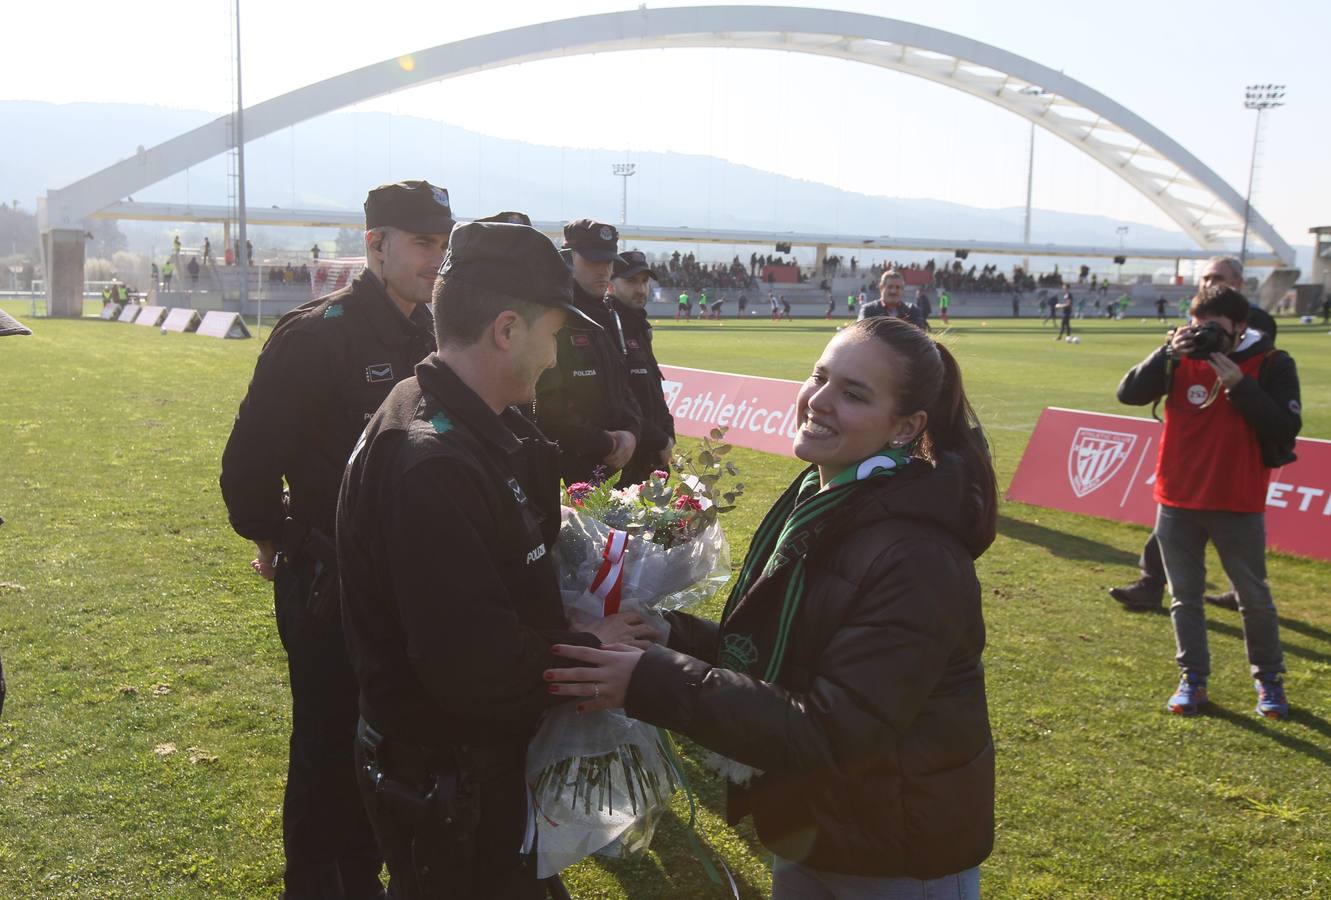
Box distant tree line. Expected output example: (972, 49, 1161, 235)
(0, 203, 39, 259)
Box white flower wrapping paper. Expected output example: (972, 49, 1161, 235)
(555, 506, 730, 642)
(526, 508, 730, 878)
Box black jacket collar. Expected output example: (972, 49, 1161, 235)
(610, 298, 648, 322)
(355, 268, 435, 349)
(414, 354, 521, 456)
(823, 453, 996, 560)
(571, 282, 616, 331)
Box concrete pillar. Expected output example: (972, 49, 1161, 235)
(814, 243, 828, 275)
(1310, 229, 1330, 293)
(1257, 267, 1300, 312)
(43, 228, 87, 318)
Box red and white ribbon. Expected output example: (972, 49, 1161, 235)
(588, 529, 629, 616)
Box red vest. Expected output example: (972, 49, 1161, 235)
(1154, 354, 1269, 513)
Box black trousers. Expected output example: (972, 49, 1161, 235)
(353, 730, 546, 900)
(274, 556, 385, 898)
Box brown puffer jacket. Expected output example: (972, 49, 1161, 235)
(624, 453, 995, 879)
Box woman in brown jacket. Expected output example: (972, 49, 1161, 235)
(548, 317, 998, 897)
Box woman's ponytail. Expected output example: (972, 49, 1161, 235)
(846, 317, 998, 537)
(927, 342, 997, 537)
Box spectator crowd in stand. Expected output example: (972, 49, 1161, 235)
(929, 260, 1040, 294)
(266, 262, 312, 285)
(140, 234, 1136, 309)
(651, 250, 756, 292)
(646, 251, 1091, 298)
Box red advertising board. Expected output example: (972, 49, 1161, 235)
(1008, 407, 1331, 562)
(659, 365, 803, 457)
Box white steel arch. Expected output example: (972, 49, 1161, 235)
(41, 5, 1293, 264)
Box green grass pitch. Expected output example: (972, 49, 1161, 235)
(2, 304, 1330, 897)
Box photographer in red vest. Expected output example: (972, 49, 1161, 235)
(1117, 285, 1301, 719)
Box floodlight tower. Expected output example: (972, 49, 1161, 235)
(232, 0, 249, 319)
(1239, 84, 1285, 269)
(1017, 86, 1051, 274)
(612, 163, 636, 228)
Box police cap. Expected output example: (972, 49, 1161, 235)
(474, 211, 532, 226)
(613, 250, 657, 281)
(364, 180, 455, 234)
(562, 218, 620, 262)
(440, 222, 600, 329)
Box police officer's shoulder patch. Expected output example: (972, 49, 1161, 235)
(429, 412, 454, 434)
(571, 334, 591, 347)
(323, 302, 344, 319)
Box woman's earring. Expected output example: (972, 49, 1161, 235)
(889, 439, 904, 448)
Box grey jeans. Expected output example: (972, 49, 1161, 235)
(1155, 504, 1285, 680)
(772, 858, 980, 899)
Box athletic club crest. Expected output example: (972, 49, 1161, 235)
(599, 225, 613, 241)
(431, 186, 450, 209)
(1067, 427, 1138, 498)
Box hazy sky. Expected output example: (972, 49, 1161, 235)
(4, 0, 1327, 246)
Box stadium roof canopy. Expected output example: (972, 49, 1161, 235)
(40, 5, 1292, 266)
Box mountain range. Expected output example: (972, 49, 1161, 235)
(4, 100, 1310, 271)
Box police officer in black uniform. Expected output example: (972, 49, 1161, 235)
(608, 250, 675, 486)
(220, 180, 454, 898)
(336, 221, 658, 898)
(534, 219, 642, 486)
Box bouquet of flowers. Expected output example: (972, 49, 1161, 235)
(527, 429, 742, 878)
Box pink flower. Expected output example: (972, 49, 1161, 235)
(566, 482, 594, 504)
(652, 469, 669, 482)
(675, 495, 703, 512)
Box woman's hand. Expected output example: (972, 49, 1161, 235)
(574, 611, 661, 649)
(545, 643, 645, 712)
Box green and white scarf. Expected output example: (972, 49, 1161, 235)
(708, 448, 910, 785)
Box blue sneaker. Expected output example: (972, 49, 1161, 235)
(1254, 677, 1289, 720)
(1167, 674, 1209, 716)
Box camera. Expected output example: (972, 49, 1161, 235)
(1178, 321, 1231, 360)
